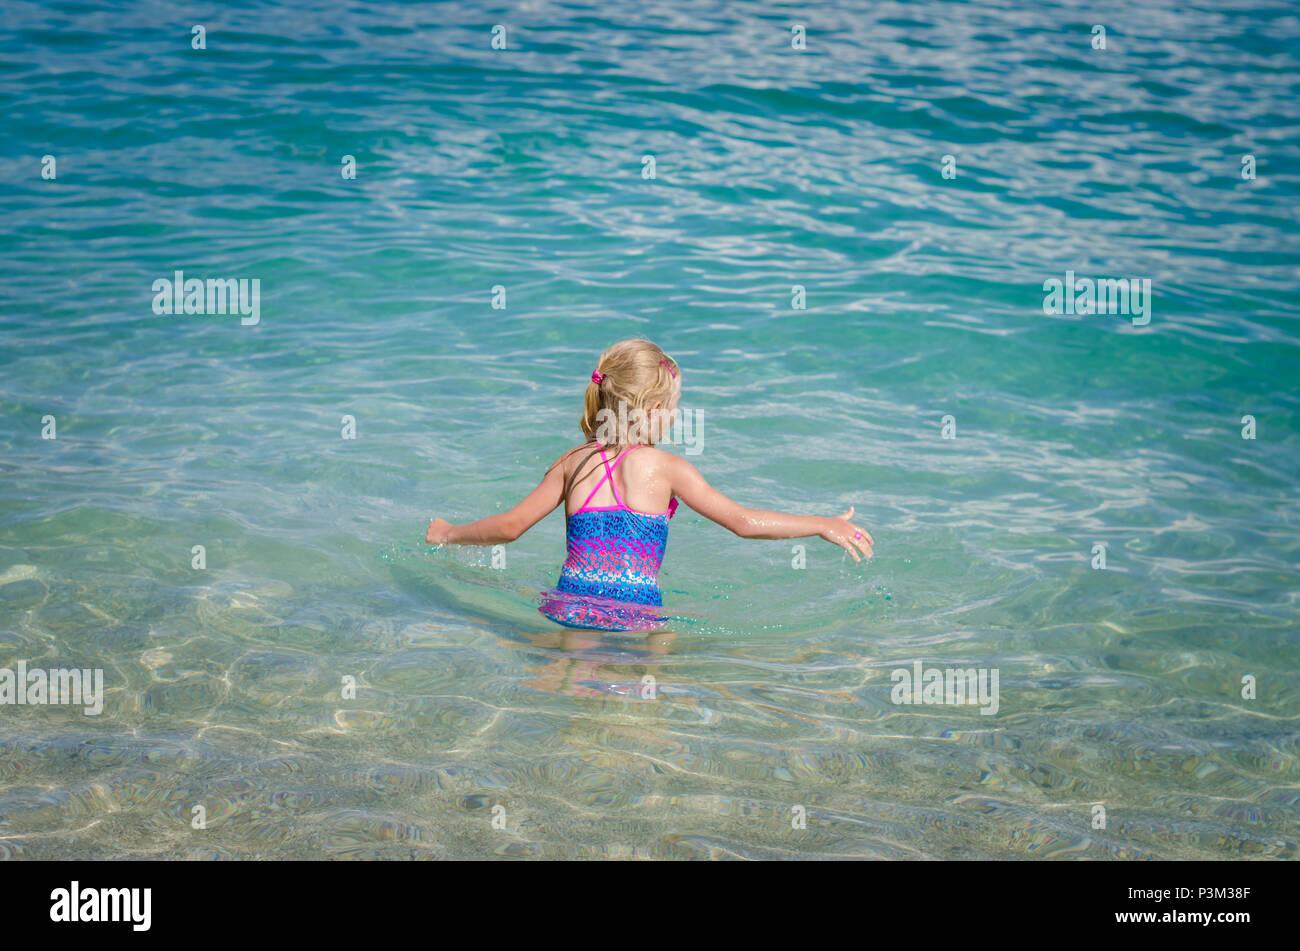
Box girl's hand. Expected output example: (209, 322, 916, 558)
(425, 518, 453, 545)
(820, 506, 873, 561)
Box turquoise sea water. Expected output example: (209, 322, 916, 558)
(1, 0, 1298, 859)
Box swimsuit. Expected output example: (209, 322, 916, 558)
(538, 444, 678, 631)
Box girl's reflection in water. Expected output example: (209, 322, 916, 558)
(515, 627, 676, 700)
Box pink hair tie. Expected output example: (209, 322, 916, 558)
(591, 371, 605, 385)
(660, 359, 677, 378)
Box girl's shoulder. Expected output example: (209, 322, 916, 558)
(554, 442, 677, 472)
(626, 444, 676, 465)
(555, 442, 599, 470)
(607, 445, 680, 482)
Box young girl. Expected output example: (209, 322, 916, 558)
(425, 338, 873, 631)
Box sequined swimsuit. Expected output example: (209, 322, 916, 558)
(538, 445, 678, 631)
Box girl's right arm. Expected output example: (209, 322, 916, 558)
(426, 453, 568, 546)
(669, 456, 874, 561)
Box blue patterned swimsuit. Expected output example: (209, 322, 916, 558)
(538, 445, 678, 631)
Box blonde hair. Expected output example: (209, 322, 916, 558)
(580, 338, 678, 443)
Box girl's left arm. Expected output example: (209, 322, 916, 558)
(426, 457, 566, 545)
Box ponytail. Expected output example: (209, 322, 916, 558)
(557, 337, 680, 511)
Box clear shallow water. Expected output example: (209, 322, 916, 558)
(1, 0, 1299, 859)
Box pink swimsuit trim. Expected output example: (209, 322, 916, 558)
(572, 445, 678, 518)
